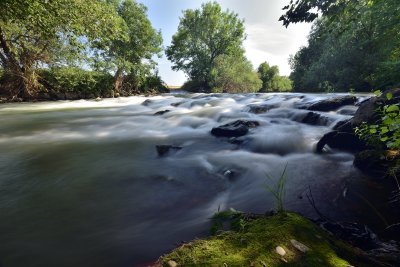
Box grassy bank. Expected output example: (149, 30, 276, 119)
(156, 212, 374, 267)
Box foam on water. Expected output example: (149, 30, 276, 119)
(1, 92, 386, 267)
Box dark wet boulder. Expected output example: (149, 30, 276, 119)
(316, 131, 367, 153)
(354, 150, 400, 177)
(300, 111, 329, 126)
(154, 110, 170, 116)
(171, 102, 183, 107)
(141, 99, 153, 106)
(307, 95, 357, 112)
(247, 104, 276, 114)
(156, 145, 182, 157)
(351, 88, 400, 128)
(332, 119, 353, 132)
(337, 106, 357, 116)
(211, 120, 260, 137)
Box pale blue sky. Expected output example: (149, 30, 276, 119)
(138, 0, 311, 86)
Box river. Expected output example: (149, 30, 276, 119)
(0, 93, 394, 267)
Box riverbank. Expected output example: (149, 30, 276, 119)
(155, 212, 380, 267)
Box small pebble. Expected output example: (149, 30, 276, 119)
(290, 239, 310, 253)
(167, 260, 177, 267)
(275, 246, 286, 256)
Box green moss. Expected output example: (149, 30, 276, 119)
(157, 212, 373, 266)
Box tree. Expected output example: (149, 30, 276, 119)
(0, 0, 125, 99)
(166, 2, 246, 90)
(257, 62, 292, 92)
(279, 0, 350, 27)
(210, 55, 261, 93)
(94, 0, 162, 93)
(288, 0, 400, 92)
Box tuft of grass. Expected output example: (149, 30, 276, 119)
(264, 163, 289, 212)
(156, 212, 371, 267)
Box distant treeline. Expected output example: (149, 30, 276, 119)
(285, 0, 400, 92)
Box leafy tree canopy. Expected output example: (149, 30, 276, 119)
(288, 0, 400, 92)
(94, 0, 163, 92)
(0, 0, 126, 98)
(166, 1, 246, 89)
(258, 62, 292, 92)
(279, 0, 350, 27)
(210, 55, 261, 93)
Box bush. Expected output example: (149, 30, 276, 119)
(257, 62, 292, 92)
(181, 80, 210, 93)
(39, 68, 114, 98)
(356, 91, 400, 150)
(210, 55, 262, 93)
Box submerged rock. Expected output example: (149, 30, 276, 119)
(307, 95, 357, 111)
(156, 145, 182, 157)
(154, 110, 170, 116)
(247, 104, 276, 114)
(211, 120, 260, 137)
(142, 99, 153, 106)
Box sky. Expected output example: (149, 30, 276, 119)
(138, 0, 312, 86)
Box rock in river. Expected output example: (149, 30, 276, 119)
(316, 131, 367, 153)
(211, 120, 260, 137)
(307, 95, 357, 112)
(156, 145, 182, 157)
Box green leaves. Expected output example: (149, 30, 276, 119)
(386, 104, 399, 113)
(356, 92, 400, 150)
(288, 0, 400, 92)
(166, 2, 246, 88)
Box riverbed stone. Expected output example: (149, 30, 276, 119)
(211, 120, 260, 137)
(316, 131, 367, 153)
(307, 95, 357, 111)
(247, 104, 276, 114)
(154, 110, 170, 116)
(300, 111, 330, 126)
(156, 145, 182, 157)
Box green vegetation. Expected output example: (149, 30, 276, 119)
(210, 55, 262, 93)
(157, 212, 367, 267)
(258, 62, 292, 92)
(263, 164, 289, 212)
(0, 0, 164, 100)
(356, 91, 400, 150)
(287, 0, 400, 92)
(166, 2, 260, 93)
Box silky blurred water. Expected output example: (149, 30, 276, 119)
(0, 93, 392, 267)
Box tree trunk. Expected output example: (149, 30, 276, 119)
(0, 26, 39, 99)
(114, 68, 124, 95)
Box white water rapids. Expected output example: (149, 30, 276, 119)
(0, 93, 390, 267)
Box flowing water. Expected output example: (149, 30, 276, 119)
(0, 93, 395, 267)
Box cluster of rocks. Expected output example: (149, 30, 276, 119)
(316, 89, 400, 177)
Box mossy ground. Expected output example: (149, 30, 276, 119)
(156, 212, 373, 267)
